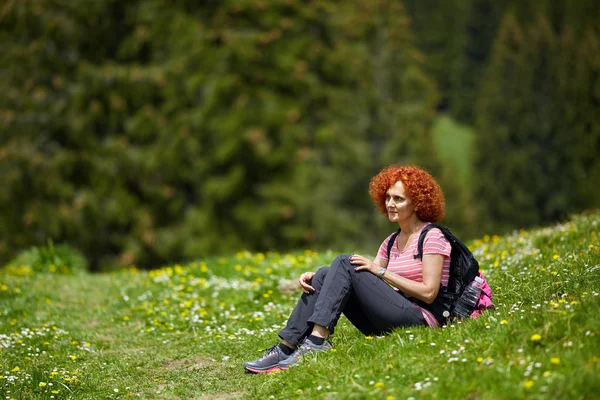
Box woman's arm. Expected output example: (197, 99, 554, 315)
(350, 253, 444, 304)
(349, 254, 388, 272)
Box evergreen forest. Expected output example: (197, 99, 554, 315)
(1, 0, 599, 271)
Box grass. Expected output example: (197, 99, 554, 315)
(431, 114, 475, 186)
(1, 211, 599, 399)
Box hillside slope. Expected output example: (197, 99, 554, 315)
(1, 212, 599, 399)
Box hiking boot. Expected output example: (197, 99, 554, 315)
(244, 345, 289, 374)
(278, 338, 332, 370)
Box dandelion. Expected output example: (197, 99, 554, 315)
(530, 334, 542, 342)
(500, 320, 508, 325)
(523, 380, 535, 389)
(39, 382, 47, 387)
(550, 357, 560, 365)
(375, 381, 383, 388)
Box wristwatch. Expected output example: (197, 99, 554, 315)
(378, 268, 386, 279)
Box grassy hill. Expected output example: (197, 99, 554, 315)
(1, 211, 599, 399)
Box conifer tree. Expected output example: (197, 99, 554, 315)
(451, 0, 507, 123)
(474, 14, 600, 233)
(403, 0, 468, 112)
(473, 14, 533, 232)
(556, 26, 600, 212)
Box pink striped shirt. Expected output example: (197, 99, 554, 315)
(377, 223, 451, 327)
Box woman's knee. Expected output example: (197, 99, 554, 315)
(314, 266, 329, 280)
(331, 253, 355, 272)
(334, 253, 351, 263)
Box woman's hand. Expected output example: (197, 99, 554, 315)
(298, 271, 316, 294)
(349, 254, 380, 275)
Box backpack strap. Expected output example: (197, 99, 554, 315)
(388, 223, 442, 261)
(386, 229, 401, 261)
(413, 223, 442, 260)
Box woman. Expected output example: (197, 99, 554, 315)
(244, 165, 451, 373)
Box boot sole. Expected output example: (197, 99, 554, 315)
(244, 365, 281, 374)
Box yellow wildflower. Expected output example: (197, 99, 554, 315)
(523, 380, 535, 389)
(530, 334, 542, 342)
(550, 357, 560, 365)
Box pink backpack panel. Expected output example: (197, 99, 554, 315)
(470, 272, 494, 319)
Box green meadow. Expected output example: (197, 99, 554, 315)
(432, 114, 476, 186)
(1, 212, 599, 399)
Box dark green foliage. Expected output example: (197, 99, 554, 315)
(1, 0, 596, 268)
(474, 14, 600, 233)
(0, 0, 451, 269)
(403, 0, 469, 112)
(450, 0, 507, 122)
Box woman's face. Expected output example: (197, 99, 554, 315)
(385, 180, 415, 223)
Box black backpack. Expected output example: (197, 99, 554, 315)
(386, 224, 479, 324)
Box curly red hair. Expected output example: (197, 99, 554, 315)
(369, 165, 445, 222)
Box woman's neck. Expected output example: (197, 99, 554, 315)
(398, 218, 425, 235)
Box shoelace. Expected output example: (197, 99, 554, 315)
(258, 345, 279, 361)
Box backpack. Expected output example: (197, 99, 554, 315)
(386, 224, 494, 325)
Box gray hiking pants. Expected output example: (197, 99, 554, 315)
(278, 254, 426, 346)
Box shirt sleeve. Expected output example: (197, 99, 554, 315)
(377, 232, 397, 260)
(422, 228, 452, 257)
